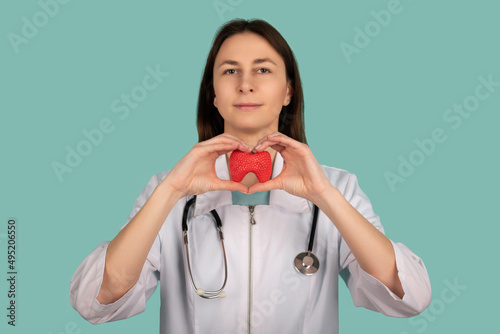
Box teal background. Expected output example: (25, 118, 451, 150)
(1, 0, 498, 333)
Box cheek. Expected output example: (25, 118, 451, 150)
(214, 82, 232, 103)
(267, 86, 287, 105)
(265, 77, 288, 98)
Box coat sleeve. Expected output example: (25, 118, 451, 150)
(338, 172, 432, 317)
(69, 174, 163, 324)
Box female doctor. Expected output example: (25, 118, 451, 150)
(69, 18, 431, 334)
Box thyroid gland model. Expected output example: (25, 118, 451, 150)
(229, 149, 272, 183)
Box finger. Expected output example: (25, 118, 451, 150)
(268, 143, 286, 153)
(252, 139, 287, 153)
(228, 142, 252, 153)
(215, 180, 249, 194)
(252, 133, 293, 152)
(198, 137, 252, 152)
(203, 143, 251, 156)
(253, 135, 303, 153)
(197, 143, 238, 158)
(219, 133, 252, 148)
(197, 138, 251, 149)
(252, 132, 282, 149)
(247, 178, 280, 194)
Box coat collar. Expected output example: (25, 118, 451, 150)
(193, 151, 312, 217)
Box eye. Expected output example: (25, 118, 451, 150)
(222, 68, 271, 75)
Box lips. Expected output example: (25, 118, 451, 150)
(234, 103, 262, 110)
(235, 103, 261, 107)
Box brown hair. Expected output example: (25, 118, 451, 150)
(196, 18, 307, 144)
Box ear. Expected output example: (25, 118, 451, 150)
(283, 82, 293, 106)
(214, 95, 217, 108)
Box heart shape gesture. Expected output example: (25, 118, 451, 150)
(229, 149, 272, 183)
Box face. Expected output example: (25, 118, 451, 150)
(213, 32, 292, 138)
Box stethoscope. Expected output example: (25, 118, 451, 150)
(182, 195, 320, 299)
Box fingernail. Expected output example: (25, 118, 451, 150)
(254, 144, 261, 150)
(268, 133, 279, 137)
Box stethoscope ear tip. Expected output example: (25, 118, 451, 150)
(196, 288, 205, 296)
(219, 291, 226, 298)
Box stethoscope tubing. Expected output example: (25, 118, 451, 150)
(182, 195, 320, 298)
(182, 196, 228, 299)
(308, 203, 319, 253)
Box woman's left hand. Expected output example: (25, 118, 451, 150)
(247, 132, 334, 202)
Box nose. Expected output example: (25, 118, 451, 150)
(237, 73, 255, 93)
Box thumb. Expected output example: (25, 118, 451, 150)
(215, 180, 249, 194)
(247, 179, 279, 194)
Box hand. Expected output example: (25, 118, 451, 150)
(163, 133, 251, 198)
(247, 132, 333, 202)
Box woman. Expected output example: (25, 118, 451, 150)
(70, 18, 431, 333)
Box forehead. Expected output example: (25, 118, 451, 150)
(214, 32, 284, 66)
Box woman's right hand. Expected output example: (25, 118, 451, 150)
(163, 133, 252, 198)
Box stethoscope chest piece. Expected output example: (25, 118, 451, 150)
(293, 203, 321, 276)
(294, 251, 319, 275)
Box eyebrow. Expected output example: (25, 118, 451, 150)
(217, 58, 277, 68)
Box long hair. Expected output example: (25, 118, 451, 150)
(196, 18, 307, 144)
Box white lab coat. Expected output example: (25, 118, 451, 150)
(69, 152, 432, 334)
